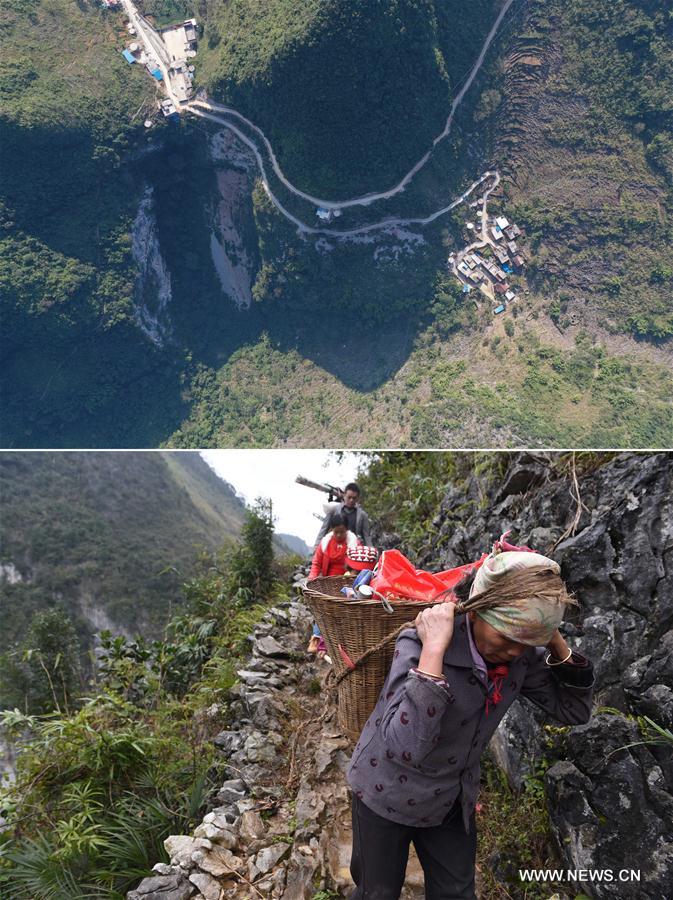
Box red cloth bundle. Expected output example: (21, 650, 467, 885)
(370, 549, 486, 603)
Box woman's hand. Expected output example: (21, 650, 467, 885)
(415, 603, 456, 653)
(415, 603, 456, 678)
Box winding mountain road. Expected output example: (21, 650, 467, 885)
(121, 0, 515, 238)
(189, 0, 515, 212)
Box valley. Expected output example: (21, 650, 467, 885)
(1, 0, 671, 448)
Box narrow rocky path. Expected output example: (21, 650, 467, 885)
(127, 581, 427, 900)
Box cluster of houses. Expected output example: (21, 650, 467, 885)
(450, 213, 526, 315)
(120, 17, 198, 113)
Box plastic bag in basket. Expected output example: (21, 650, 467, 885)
(370, 549, 485, 602)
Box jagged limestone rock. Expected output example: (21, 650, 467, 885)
(215, 778, 247, 805)
(193, 821, 238, 848)
(255, 635, 292, 658)
(191, 845, 243, 878)
(188, 872, 222, 900)
(151, 863, 174, 876)
(164, 836, 212, 869)
(213, 731, 245, 754)
(546, 715, 673, 897)
(254, 842, 290, 875)
(127, 871, 195, 900)
(238, 810, 266, 843)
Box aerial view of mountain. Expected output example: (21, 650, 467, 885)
(0, 450, 293, 652)
(2, 0, 672, 448)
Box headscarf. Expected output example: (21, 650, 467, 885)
(468, 534, 570, 646)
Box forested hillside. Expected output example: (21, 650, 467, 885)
(0, 451, 286, 658)
(0, 0, 185, 448)
(2, 0, 672, 449)
(198, 0, 497, 195)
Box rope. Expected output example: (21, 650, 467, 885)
(332, 621, 416, 687)
(328, 596, 484, 687)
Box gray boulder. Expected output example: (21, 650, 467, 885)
(127, 871, 195, 900)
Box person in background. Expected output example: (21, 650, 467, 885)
(309, 514, 360, 579)
(307, 516, 361, 657)
(346, 543, 595, 899)
(315, 483, 372, 547)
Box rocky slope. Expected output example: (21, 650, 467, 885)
(128, 574, 428, 900)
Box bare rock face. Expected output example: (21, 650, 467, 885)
(546, 715, 673, 897)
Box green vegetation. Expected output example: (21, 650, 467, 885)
(0, 0, 188, 448)
(0, 451, 267, 669)
(504, 0, 673, 341)
(0, 609, 82, 715)
(0, 513, 295, 897)
(2, 0, 672, 448)
(166, 320, 673, 448)
(477, 756, 562, 899)
(198, 0, 496, 195)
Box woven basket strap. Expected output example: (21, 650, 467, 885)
(332, 621, 416, 687)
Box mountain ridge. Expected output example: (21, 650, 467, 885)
(0, 451, 295, 654)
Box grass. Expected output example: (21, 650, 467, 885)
(164, 310, 673, 448)
(476, 756, 562, 899)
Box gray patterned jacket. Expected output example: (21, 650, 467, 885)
(346, 613, 594, 832)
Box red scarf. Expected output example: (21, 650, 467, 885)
(485, 663, 509, 715)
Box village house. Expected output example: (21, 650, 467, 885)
(160, 19, 198, 61)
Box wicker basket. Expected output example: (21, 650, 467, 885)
(302, 575, 439, 740)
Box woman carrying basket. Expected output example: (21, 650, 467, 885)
(346, 542, 595, 900)
(307, 520, 377, 655)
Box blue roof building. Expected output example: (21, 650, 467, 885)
(151, 68, 163, 80)
(122, 49, 136, 64)
(494, 304, 505, 314)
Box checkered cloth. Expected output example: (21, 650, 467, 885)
(346, 545, 379, 571)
